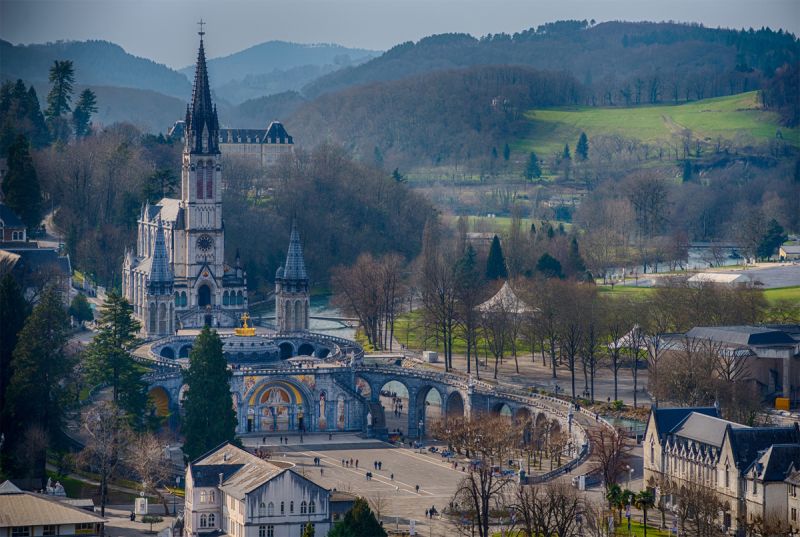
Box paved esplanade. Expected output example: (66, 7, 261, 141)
(240, 433, 473, 537)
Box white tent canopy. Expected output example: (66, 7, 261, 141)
(477, 281, 535, 314)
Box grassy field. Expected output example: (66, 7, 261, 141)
(492, 520, 671, 537)
(444, 215, 572, 234)
(517, 91, 800, 158)
(764, 286, 800, 304)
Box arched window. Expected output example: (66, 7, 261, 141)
(300, 501, 307, 514)
(149, 305, 156, 333)
(237, 291, 243, 305)
(200, 491, 207, 503)
(290, 501, 294, 514)
(209, 491, 215, 503)
(175, 291, 180, 305)
(208, 514, 215, 526)
(280, 501, 284, 515)
(267, 502, 274, 516)
(223, 291, 229, 306)
(181, 292, 187, 307)
(206, 163, 213, 199)
(200, 514, 207, 528)
(196, 167, 204, 200)
(309, 501, 315, 514)
(259, 502, 266, 516)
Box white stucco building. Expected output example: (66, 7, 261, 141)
(184, 443, 331, 537)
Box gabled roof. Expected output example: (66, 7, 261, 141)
(0, 481, 106, 527)
(147, 219, 173, 291)
(649, 407, 719, 441)
(746, 444, 800, 482)
(191, 442, 293, 500)
(0, 203, 24, 227)
(671, 412, 747, 448)
(726, 424, 800, 471)
(686, 326, 796, 347)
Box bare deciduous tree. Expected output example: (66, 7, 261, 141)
(128, 432, 173, 515)
(589, 426, 633, 494)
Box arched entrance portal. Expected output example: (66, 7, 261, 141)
(249, 381, 308, 433)
(445, 391, 465, 420)
(160, 346, 175, 359)
(279, 342, 294, 359)
(198, 284, 212, 307)
(297, 343, 314, 356)
(148, 387, 170, 418)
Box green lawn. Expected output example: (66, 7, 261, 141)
(516, 92, 799, 158)
(444, 215, 573, 235)
(492, 520, 671, 537)
(597, 285, 655, 298)
(764, 286, 800, 304)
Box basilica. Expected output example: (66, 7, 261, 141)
(123, 30, 251, 335)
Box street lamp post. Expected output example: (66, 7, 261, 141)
(418, 419, 424, 445)
(173, 476, 180, 515)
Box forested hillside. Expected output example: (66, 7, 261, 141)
(0, 39, 191, 98)
(289, 66, 582, 169)
(304, 21, 799, 106)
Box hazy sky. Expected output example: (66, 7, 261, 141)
(2, 0, 798, 69)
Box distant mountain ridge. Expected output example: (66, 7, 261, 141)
(303, 21, 800, 98)
(0, 39, 192, 99)
(179, 40, 379, 104)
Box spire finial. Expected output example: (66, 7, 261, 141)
(198, 19, 206, 38)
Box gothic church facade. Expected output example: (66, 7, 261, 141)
(123, 31, 248, 334)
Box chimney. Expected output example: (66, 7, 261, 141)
(218, 472, 224, 486)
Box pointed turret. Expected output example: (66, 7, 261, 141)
(148, 219, 174, 295)
(186, 29, 219, 155)
(283, 219, 308, 281)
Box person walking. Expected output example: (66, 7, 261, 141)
(415, 484, 420, 493)
(390, 473, 394, 480)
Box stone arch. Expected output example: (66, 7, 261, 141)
(315, 347, 330, 359)
(148, 303, 156, 333)
(294, 299, 303, 328)
(223, 291, 230, 306)
(160, 346, 175, 359)
(514, 407, 532, 425)
(179, 344, 192, 358)
(244, 378, 313, 433)
(416, 385, 444, 427)
(492, 402, 513, 418)
(297, 343, 315, 356)
(148, 387, 170, 417)
(158, 302, 167, 334)
(445, 391, 465, 420)
(355, 376, 372, 399)
(180, 291, 187, 307)
(278, 342, 294, 359)
(198, 284, 212, 307)
(178, 384, 189, 406)
(283, 300, 292, 331)
(535, 412, 549, 429)
(237, 291, 243, 306)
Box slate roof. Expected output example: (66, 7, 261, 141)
(147, 219, 173, 292)
(0, 247, 71, 278)
(686, 326, 797, 347)
(191, 442, 294, 500)
(0, 203, 24, 227)
(727, 424, 800, 471)
(219, 121, 293, 145)
(281, 220, 307, 281)
(0, 481, 106, 527)
(190, 464, 244, 487)
(786, 469, 800, 486)
(671, 412, 747, 447)
(746, 444, 800, 482)
(650, 407, 719, 441)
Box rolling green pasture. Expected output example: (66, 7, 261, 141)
(764, 286, 800, 304)
(517, 92, 799, 158)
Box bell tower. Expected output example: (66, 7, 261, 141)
(275, 220, 310, 333)
(181, 21, 225, 313)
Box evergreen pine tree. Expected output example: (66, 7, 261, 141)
(83, 290, 147, 422)
(485, 235, 508, 280)
(576, 132, 589, 160)
(524, 152, 542, 180)
(45, 60, 74, 119)
(328, 497, 386, 537)
(2, 134, 43, 231)
(567, 236, 587, 275)
(183, 326, 237, 460)
(72, 88, 98, 137)
(757, 219, 787, 260)
(535, 253, 564, 279)
(682, 159, 692, 182)
(26, 86, 50, 147)
(503, 143, 510, 161)
(562, 143, 571, 160)
(45, 60, 75, 142)
(0, 274, 28, 454)
(68, 293, 94, 325)
(3, 287, 73, 482)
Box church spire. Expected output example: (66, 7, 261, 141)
(186, 21, 219, 155)
(148, 218, 174, 295)
(282, 219, 308, 281)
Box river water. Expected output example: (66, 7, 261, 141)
(251, 295, 355, 339)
